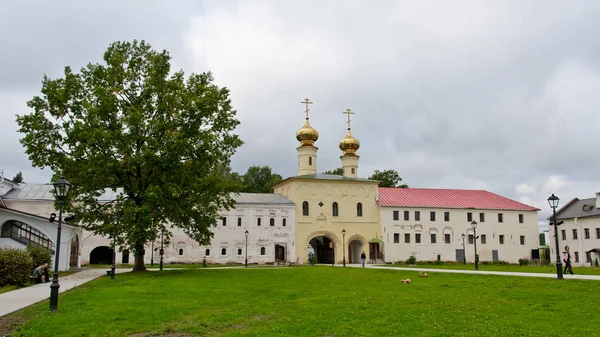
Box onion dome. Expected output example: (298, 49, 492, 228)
(296, 120, 319, 147)
(339, 131, 360, 155)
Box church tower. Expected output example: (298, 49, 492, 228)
(339, 108, 360, 178)
(296, 98, 319, 175)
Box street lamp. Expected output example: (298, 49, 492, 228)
(548, 194, 564, 280)
(342, 229, 346, 267)
(470, 220, 479, 271)
(245, 230, 249, 268)
(111, 215, 119, 281)
(159, 228, 164, 271)
(461, 233, 466, 265)
(50, 176, 71, 311)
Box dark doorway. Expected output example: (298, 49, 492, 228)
(70, 235, 79, 268)
(456, 249, 465, 263)
(90, 246, 113, 265)
(369, 243, 381, 263)
(275, 245, 285, 262)
(309, 236, 334, 264)
(492, 250, 499, 262)
(122, 250, 130, 264)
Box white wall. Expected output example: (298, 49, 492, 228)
(380, 206, 539, 263)
(547, 216, 600, 267)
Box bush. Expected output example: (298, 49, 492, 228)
(493, 260, 510, 265)
(405, 254, 417, 265)
(518, 258, 530, 266)
(0, 248, 33, 287)
(27, 245, 52, 269)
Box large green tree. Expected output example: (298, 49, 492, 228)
(16, 40, 243, 271)
(368, 169, 408, 188)
(322, 168, 343, 175)
(241, 165, 282, 193)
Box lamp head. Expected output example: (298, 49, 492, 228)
(342, 229, 346, 236)
(461, 233, 465, 239)
(245, 230, 249, 237)
(547, 194, 559, 210)
(52, 176, 71, 199)
(112, 215, 119, 225)
(471, 220, 478, 229)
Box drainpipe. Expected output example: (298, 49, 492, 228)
(575, 218, 583, 266)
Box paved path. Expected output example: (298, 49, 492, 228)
(0, 269, 129, 317)
(340, 263, 600, 280)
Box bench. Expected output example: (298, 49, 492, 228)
(29, 276, 41, 284)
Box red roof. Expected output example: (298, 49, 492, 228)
(377, 187, 540, 211)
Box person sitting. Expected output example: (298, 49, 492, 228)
(32, 263, 49, 283)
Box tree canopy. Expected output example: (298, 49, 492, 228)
(368, 169, 408, 188)
(241, 165, 282, 193)
(322, 168, 343, 175)
(16, 40, 243, 271)
(11, 171, 24, 183)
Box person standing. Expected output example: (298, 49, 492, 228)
(563, 246, 574, 275)
(361, 251, 367, 268)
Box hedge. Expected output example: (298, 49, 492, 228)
(27, 245, 53, 269)
(0, 248, 33, 287)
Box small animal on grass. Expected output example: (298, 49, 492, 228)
(400, 278, 411, 284)
(419, 272, 428, 278)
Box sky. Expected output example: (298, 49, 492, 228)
(1, 0, 599, 227)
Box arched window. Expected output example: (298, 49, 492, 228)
(221, 248, 227, 256)
(257, 218, 261, 226)
(282, 218, 287, 227)
(270, 218, 275, 226)
(222, 217, 227, 226)
(237, 218, 242, 226)
(332, 202, 339, 217)
(357, 203, 363, 217)
(260, 247, 266, 255)
(178, 248, 184, 256)
(302, 201, 309, 216)
(237, 248, 242, 256)
(205, 248, 210, 256)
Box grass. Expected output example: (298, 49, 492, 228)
(0, 271, 77, 294)
(83, 263, 244, 269)
(0, 285, 18, 294)
(7, 267, 600, 336)
(381, 262, 600, 275)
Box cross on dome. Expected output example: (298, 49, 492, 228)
(301, 98, 313, 120)
(343, 108, 355, 130)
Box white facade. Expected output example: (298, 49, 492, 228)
(380, 207, 539, 264)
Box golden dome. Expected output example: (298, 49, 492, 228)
(339, 131, 360, 155)
(296, 120, 319, 147)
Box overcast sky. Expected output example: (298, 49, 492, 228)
(1, 1, 599, 226)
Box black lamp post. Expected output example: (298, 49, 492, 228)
(461, 233, 466, 265)
(111, 215, 119, 281)
(245, 230, 249, 268)
(548, 194, 564, 280)
(159, 228, 164, 271)
(50, 176, 71, 312)
(342, 229, 346, 267)
(471, 220, 479, 270)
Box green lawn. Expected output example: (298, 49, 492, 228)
(7, 267, 600, 336)
(380, 262, 600, 275)
(83, 263, 244, 269)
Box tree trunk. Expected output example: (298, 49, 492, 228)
(133, 244, 146, 271)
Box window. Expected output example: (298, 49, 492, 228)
(444, 233, 451, 244)
(499, 235, 505, 244)
(357, 203, 363, 217)
(498, 213, 503, 223)
(597, 228, 600, 239)
(257, 218, 261, 226)
(222, 217, 227, 226)
(481, 234, 486, 244)
(468, 234, 474, 244)
(309, 157, 312, 166)
(585, 228, 590, 239)
(518, 214, 524, 223)
(404, 211, 409, 221)
(573, 229, 578, 240)
(404, 233, 410, 243)
(393, 211, 399, 221)
(283, 218, 287, 227)
(332, 202, 339, 217)
(561, 229, 566, 240)
(444, 212, 450, 222)
(351, 168, 356, 174)
(415, 211, 420, 221)
(237, 248, 243, 256)
(574, 252, 579, 263)
(586, 252, 592, 263)
(394, 233, 400, 243)
(237, 218, 242, 227)
(430, 233, 436, 244)
(430, 212, 436, 221)
(260, 247, 266, 255)
(221, 248, 227, 256)
(205, 249, 210, 256)
(268, 218, 274, 226)
(302, 201, 309, 216)
(415, 234, 421, 243)
(479, 213, 485, 222)
(520, 235, 525, 245)
(467, 212, 472, 222)
(178, 248, 184, 256)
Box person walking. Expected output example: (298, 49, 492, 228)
(563, 246, 574, 275)
(361, 251, 367, 268)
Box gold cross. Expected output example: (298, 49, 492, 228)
(301, 98, 313, 119)
(343, 108, 355, 130)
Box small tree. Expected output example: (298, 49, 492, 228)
(11, 171, 24, 184)
(322, 168, 343, 175)
(368, 169, 408, 188)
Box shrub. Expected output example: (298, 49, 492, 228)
(518, 258, 530, 266)
(405, 254, 417, 265)
(493, 260, 510, 265)
(0, 248, 33, 287)
(531, 258, 541, 266)
(434, 259, 444, 265)
(595, 258, 599, 267)
(27, 245, 52, 269)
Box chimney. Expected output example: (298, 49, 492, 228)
(596, 192, 600, 209)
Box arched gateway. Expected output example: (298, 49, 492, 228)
(308, 236, 335, 264)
